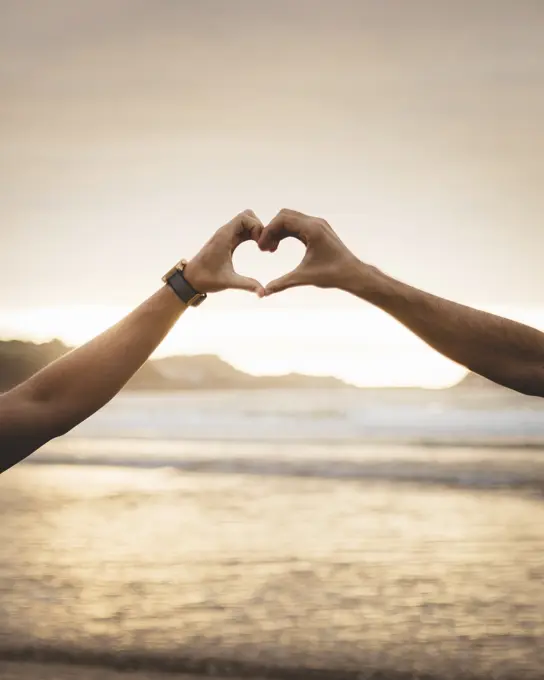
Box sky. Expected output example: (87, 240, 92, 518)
(1, 0, 543, 386)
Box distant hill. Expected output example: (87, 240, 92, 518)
(453, 371, 510, 391)
(0, 339, 69, 391)
(131, 354, 350, 390)
(0, 340, 351, 391)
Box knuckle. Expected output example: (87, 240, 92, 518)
(310, 217, 328, 236)
(279, 208, 295, 220)
(278, 208, 295, 226)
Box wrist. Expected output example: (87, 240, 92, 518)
(162, 259, 208, 307)
(161, 282, 188, 310)
(181, 259, 200, 290)
(340, 259, 389, 299)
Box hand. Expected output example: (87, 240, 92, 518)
(183, 210, 265, 296)
(258, 209, 368, 295)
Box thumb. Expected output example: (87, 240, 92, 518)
(228, 273, 266, 297)
(264, 268, 305, 296)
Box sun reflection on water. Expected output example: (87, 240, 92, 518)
(1, 462, 543, 676)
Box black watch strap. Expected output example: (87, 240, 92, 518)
(165, 269, 207, 307)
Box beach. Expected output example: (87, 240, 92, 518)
(1, 390, 544, 679)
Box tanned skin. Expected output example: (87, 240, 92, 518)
(0, 210, 265, 474)
(258, 208, 544, 398)
(3, 207, 542, 474)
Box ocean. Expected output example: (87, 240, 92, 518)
(1, 388, 544, 679)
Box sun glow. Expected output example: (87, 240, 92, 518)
(0, 304, 458, 388)
(2, 303, 543, 389)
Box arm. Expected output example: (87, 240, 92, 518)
(0, 210, 265, 473)
(0, 287, 186, 470)
(345, 271, 544, 397)
(258, 208, 544, 397)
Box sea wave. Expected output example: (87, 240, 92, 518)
(55, 389, 544, 445)
(27, 438, 544, 493)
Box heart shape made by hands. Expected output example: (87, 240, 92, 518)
(232, 236, 307, 292)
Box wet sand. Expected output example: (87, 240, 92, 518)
(2, 462, 543, 679)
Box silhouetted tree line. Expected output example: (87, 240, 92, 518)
(0, 339, 168, 392)
(0, 339, 69, 392)
(0, 340, 350, 392)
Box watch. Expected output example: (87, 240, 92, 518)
(162, 259, 207, 307)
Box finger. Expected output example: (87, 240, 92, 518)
(236, 209, 264, 245)
(264, 268, 306, 296)
(228, 272, 266, 297)
(258, 209, 306, 252)
(258, 211, 289, 252)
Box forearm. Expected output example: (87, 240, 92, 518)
(345, 264, 544, 396)
(12, 285, 185, 437)
(0, 209, 266, 474)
